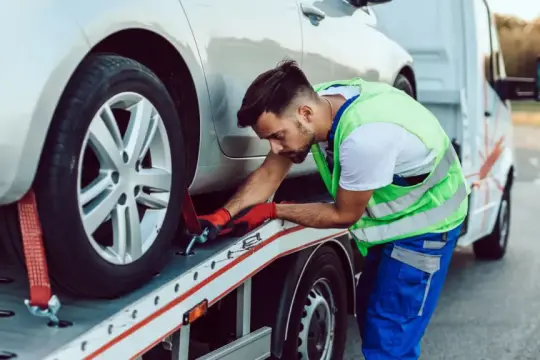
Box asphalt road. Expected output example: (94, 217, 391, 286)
(344, 125, 540, 360)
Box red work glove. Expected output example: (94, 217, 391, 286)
(198, 208, 231, 241)
(225, 203, 277, 237)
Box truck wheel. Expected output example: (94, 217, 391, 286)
(24, 54, 184, 298)
(282, 246, 348, 360)
(393, 73, 415, 98)
(473, 189, 511, 260)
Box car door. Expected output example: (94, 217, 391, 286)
(296, 0, 394, 85)
(180, 0, 303, 158)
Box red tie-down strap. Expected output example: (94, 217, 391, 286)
(17, 190, 52, 309)
(181, 189, 202, 234)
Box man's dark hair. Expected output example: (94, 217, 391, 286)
(237, 59, 317, 128)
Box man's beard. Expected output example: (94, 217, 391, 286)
(282, 120, 315, 164)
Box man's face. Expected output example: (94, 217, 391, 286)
(254, 110, 316, 164)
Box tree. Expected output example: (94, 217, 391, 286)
(495, 14, 540, 78)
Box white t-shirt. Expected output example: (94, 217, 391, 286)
(317, 86, 437, 191)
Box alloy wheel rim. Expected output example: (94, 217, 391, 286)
(77, 92, 172, 265)
(298, 278, 336, 360)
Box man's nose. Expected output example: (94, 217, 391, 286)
(270, 140, 283, 154)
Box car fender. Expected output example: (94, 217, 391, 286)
(68, 0, 214, 171)
(0, 1, 92, 204)
(0, 0, 213, 204)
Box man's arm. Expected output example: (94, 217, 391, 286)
(275, 187, 373, 229)
(224, 151, 292, 217)
(274, 124, 400, 228)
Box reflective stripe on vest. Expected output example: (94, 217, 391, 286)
(352, 179, 468, 242)
(365, 145, 459, 219)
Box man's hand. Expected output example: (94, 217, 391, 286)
(198, 208, 232, 241)
(225, 203, 277, 237)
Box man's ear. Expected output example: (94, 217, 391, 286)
(298, 104, 314, 123)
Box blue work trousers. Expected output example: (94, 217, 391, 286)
(355, 224, 461, 359)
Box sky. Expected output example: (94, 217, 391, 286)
(488, 0, 540, 20)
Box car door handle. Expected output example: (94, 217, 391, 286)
(301, 3, 326, 23)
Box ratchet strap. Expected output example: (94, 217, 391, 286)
(17, 190, 52, 309)
(182, 189, 202, 234)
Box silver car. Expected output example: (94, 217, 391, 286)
(0, 0, 415, 298)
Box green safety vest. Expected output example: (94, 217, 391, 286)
(311, 77, 470, 256)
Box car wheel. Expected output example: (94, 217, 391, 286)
(281, 246, 348, 360)
(393, 73, 415, 98)
(473, 188, 511, 260)
(22, 54, 185, 298)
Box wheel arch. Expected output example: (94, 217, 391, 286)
(88, 29, 201, 185)
(324, 238, 357, 316)
(2, 23, 205, 204)
(398, 65, 418, 99)
(506, 165, 515, 192)
(253, 236, 355, 359)
(0, 16, 91, 205)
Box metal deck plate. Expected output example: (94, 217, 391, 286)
(0, 237, 238, 359)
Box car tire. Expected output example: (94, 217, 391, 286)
(393, 73, 415, 99)
(473, 188, 511, 260)
(281, 246, 348, 360)
(11, 54, 186, 298)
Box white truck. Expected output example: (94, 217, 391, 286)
(373, 0, 540, 258)
(0, 1, 539, 360)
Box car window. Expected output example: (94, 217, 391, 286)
(489, 14, 507, 79)
(474, 0, 493, 81)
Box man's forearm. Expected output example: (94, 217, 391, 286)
(224, 167, 277, 217)
(275, 203, 356, 229)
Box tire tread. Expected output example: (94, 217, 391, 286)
(27, 54, 185, 298)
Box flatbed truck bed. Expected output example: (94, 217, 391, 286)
(0, 207, 355, 360)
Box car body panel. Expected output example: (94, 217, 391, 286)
(299, 1, 405, 85)
(0, 1, 91, 204)
(180, 0, 304, 159)
(0, 0, 414, 203)
(62, 0, 219, 192)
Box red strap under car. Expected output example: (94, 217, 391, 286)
(17, 190, 52, 309)
(181, 189, 202, 234)
(16, 188, 201, 310)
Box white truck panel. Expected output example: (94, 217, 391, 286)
(372, 0, 516, 247)
(372, 0, 465, 139)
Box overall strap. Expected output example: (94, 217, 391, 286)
(324, 93, 359, 174)
(323, 88, 425, 188)
(327, 93, 360, 144)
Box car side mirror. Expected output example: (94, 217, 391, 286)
(347, 0, 392, 7)
(494, 57, 540, 102)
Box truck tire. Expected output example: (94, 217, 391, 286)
(473, 188, 511, 260)
(281, 246, 348, 360)
(393, 73, 415, 98)
(11, 54, 186, 298)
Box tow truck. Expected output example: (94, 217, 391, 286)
(2, 0, 540, 358)
(0, 176, 359, 360)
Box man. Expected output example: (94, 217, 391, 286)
(198, 59, 470, 359)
